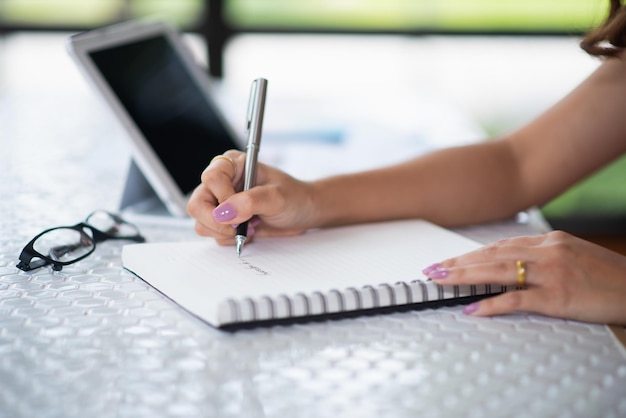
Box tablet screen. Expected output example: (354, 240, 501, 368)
(89, 35, 237, 195)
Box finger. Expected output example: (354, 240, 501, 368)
(462, 288, 547, 317)
(440, 235, 546, 268)
(426, 259, 532, 288)
(187, 185, 240, 238)
(204, 220, 262, 247)
(201, 151, 244, 204)
(210, 154, 238, 178)
(187, 184, 216, 220)
(223, 149, 245, 180)
(192, 217, 237, 240)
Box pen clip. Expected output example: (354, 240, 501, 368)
(245, 80, 258, 134)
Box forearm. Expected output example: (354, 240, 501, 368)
(309, 57, 626, 229)
(311, 140, 530, 228)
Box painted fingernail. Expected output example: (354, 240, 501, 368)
(213, 203, 237, 222)
(422, 263, 442, 275)
(428, 268, 450, 279)
(463, 302, 480, 315)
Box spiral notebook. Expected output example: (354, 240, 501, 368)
(122, 220, 509, 329)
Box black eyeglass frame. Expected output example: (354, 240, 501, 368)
(16, 211, 145, 272)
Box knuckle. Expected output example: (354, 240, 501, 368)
(186, 196, 204, 218)
(223, 149, 243, 160)
(442, 258, 457, 268)
(550, 241, 574, 257)
(493, 237, 512, 247)
(495, 261, 509, 277)
(481, 244, 499, 258)
(193, 221, 211, 237)
(201, 167, 224, 185)
(547, 230, 570, 241)
(216, 223, 235, 237)
(186, 200, 198, 217)
(543, 245, 576, 274)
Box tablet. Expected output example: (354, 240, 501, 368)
(67, 20, 241, 218)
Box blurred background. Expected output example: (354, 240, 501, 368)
(1, 0, 625, 248)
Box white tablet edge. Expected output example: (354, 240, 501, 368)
(66, 20, 240, 218)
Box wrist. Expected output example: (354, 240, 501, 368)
(306, 179, 331, 228)
(308, 175, 360, 228)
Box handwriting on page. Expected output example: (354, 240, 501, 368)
(239, 259, 269, 276)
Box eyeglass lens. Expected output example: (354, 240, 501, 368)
(32, 227, 95, 264)
(86, 211, 140, 238)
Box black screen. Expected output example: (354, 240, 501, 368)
(89, 36, 238, 195)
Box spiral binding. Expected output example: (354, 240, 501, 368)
(220, 281, 508, 324)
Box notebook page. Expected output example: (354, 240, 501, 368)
(122, 220, 482, 325)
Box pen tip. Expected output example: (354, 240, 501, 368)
(235, 235, 246, 257)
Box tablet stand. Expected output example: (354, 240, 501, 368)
(119, 159, 171, 218)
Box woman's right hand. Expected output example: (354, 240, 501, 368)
(186, 150, 319, 246)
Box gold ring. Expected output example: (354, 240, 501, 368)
(210, 155, 237, 178)
(516, 260, 526, 289)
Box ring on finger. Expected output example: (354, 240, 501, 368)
(210, 155, 237, 178)
(516, 260, 527, 289)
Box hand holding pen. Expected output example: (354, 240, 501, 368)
(235, 78, 268, 257)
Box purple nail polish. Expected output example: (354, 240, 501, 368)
(422, 263, 442, 275)
(213, 203, 237, 222)
(428, 268, 450, 279)
(463, 302, 480, 315)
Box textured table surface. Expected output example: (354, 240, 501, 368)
(1, 34, 625, 418)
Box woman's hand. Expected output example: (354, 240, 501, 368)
(423, 230, 626, 325)
(187, 150, 318, 245)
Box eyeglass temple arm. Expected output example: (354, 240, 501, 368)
(17, 250, 51, 271)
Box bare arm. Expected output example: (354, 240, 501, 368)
(189, 54, 626, 241)
(311, 54, 626, 228)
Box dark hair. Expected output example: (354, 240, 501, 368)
(581, 0, 626, 57)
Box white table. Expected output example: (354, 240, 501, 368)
(1, 33, 625, 418)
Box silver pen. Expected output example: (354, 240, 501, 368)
(236, 78, 268, 257)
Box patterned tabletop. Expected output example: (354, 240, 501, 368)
(1, 34, 625, 418)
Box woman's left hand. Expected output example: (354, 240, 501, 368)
(422, 230, 626, 325)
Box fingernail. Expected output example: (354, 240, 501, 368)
(213, 203, 237, 222)
(422, 263, 441, 275)
(463, 302, 480, 315)
(428, 268, 450, 279)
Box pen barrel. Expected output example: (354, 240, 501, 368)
(236, 221, 249, 238)
(242, 144, 259, 190)
(242, 78, 267, 191)
(238, 77, 267, 248)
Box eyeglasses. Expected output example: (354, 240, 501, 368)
(17, 210, 145, 272)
